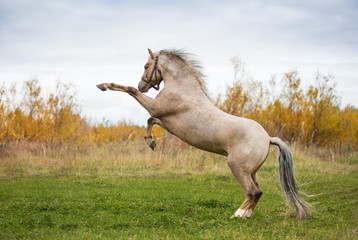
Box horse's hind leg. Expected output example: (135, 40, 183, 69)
(232, 174, 262, 219)
(249, 173, 263, 213)
(144, 117, 162, 150)
(228, 155, 263, 219)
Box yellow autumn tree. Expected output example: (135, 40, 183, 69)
(216, 58, 357, 151)
(0, 79, 145, 154)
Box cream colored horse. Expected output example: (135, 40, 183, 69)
(97, 49, 311, 219)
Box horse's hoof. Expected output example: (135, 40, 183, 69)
(149, 140, 156, 150)
(230, 214, 249, 220)
(233, 208, 253, 219)
(97, 84, 107, 91)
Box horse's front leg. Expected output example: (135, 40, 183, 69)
(97, 83, 158, 116)
(144, 117, 163, 150)
(97, 83, 138, 94)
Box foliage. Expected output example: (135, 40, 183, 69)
(0, 80, 144, 156)
(216, 58, 358, 151)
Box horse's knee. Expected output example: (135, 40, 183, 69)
(127, 86, 138, 96)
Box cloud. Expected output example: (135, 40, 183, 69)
(0, 0, 357, 125)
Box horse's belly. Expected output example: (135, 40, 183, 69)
(174, 131, 228, 155)
(160, 116, 228, 155)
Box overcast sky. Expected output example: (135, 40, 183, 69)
(1, 0, 357, 125)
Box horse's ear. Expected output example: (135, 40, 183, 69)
(148, 49, 155, 60)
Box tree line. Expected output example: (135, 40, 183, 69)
(0, 60, 357, 155)
(216, 57, 357, 152)
(0, 80, 144, 154)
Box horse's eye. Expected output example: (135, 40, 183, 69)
(144, 65, 149, 70)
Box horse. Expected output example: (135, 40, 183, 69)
(97, 49, 311, 219)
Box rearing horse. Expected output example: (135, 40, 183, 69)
(97, 49, 311, 219)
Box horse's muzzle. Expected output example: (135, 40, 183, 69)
(138, 79, 149, 93)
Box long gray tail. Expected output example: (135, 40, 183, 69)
(270, 137, 311, 219)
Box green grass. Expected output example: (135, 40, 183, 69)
(1, 140, 357, 239)
(1, 169, 357, 239)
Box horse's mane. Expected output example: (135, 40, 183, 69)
(159, 49, 209, 96)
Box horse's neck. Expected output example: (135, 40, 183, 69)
(161, 60, 204, 95)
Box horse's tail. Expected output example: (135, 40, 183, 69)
(269, 137, 311, 219)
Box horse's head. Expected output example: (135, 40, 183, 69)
(138, 49, 163, 93)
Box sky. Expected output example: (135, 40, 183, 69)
(0, 0, 357, 125)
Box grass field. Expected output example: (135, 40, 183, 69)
(0, 140, 357, 239)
